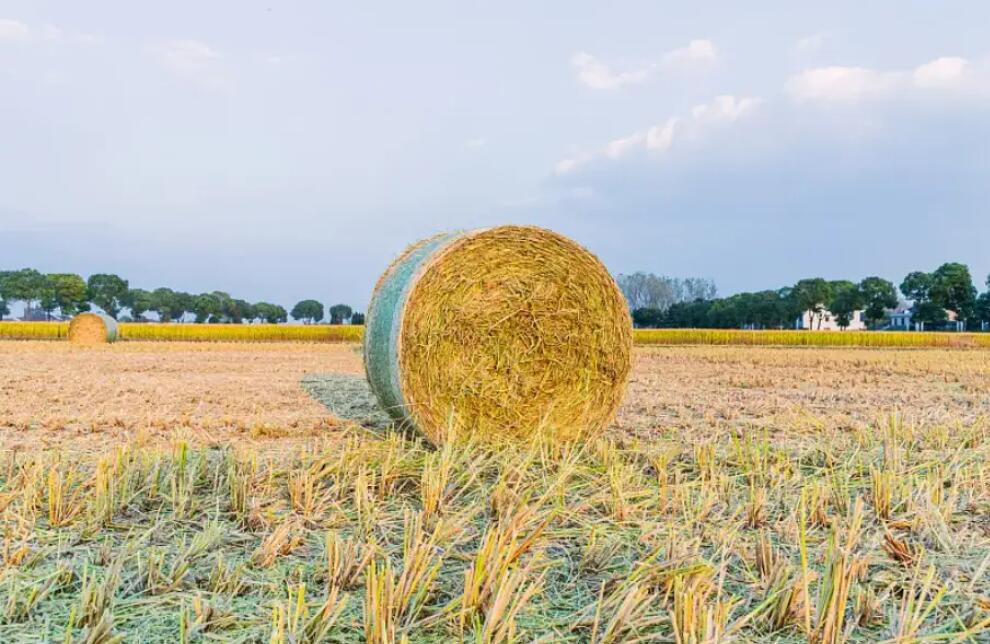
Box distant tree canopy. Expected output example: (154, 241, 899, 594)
(253, 302, 288, 324)
(3, 269, 47, 313)
(859, 277, 899, 327)
(828, 281, 864, 330)
(791, 278, 834, 329)
(627, 265, 985, 331)
(976, 274, 990, 325)
(901, 263, 979, 328)
(616, 273, 717, 311)
(122, 288, 154, 320)
(630, 275, 902, 330)
(87, 274, 129, 319)
(0, 267, 359, 326)
(47, 273, 90, 318)
(328, 303, 353, 325)
(291, 300, 324, 324)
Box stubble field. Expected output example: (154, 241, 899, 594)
(0, 341, 988, 642)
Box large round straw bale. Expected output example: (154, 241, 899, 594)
(365, 225, 632, 444)
(67, 312, 119, 345)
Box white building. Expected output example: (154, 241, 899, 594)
(795, 308, 867, 331)
(885, 305, 963, 331)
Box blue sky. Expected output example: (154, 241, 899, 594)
(1, 1, 988, 310)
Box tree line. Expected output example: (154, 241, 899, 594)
(622, 263, 990, 331)
(0, 269, 363, 325)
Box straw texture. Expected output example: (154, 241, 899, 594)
(364, 225, 631, 444)
(67, 312, 118, 345)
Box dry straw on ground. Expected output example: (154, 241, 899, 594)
(366, 225, 632, 444)
(67, 312, 118, 345)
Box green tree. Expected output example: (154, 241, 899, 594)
(253, 302, 288, 324)
(4, 268, 47, 316)
(350, 312, 365, 325)
(975, 292, 990, 328)
(913, 300, 948, 328)
(632, 308, 665, 328)
(900, 272, 933, 302)
(122, 288, 154, 320)
(228, 299, 254, 324)
(791, 278, 834, 329)
(39, 275, 58, 320)
(976, 274, 990, 329)
(930, 262, 977, 323)
(0, 299, 8, 320)
(859, 277, 898, 328)
(47, 273, 89, 317)
(900, 272, 937, 330)
(150, 288, 192, 322)
(210, 292, 235, 323)
(829, 281, 865, 329)
(87, 273, 129, 318)
(328, 303, 353, 325)
(291, 300, 324, 324)
(191, 293, 221, 323)
(171, 292, 194, 323)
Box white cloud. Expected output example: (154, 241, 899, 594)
(692, 95, 763, 123)
(555, 95, 758, 174)
(913, 57, 969, 88)
(646, 118, 678, 151)
(0, 18, 30, 41)
(786, 66, 901, 102)
(571, 52, 650, 90)
(660, 39, 718, 69)
(789, 56, 990, 104)
(604, 132, 645, 159)
(150, 39, 228, 88)
(571, 40, 717, 90)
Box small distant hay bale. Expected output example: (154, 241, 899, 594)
(68, 312, 119, 345)
(365, 225, 632, 444)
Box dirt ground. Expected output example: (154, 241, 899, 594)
(0, 342, 362, 452)
(0, 341, 987, 453)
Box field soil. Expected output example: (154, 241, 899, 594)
(0, 342, 363, 452)
(1, 341, 985, 452)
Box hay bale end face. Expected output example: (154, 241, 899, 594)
(365, 225, 632, 444)
(68, 312, 119, 345)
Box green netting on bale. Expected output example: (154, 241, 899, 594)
(363, 231, 462, 425)
(98, 312, 120, 343)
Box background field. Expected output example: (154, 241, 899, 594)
(3, 321, 990, 349)
(0, 341, 988, 641)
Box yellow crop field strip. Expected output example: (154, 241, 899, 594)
(633, 328, 990, 348)
(0, 321, 69, 339)
(3, 321, 990, 348)
(118, 322, 363, 343)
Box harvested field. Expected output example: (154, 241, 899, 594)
(0, 341, 988, 641)
(0, 342, 363, 452)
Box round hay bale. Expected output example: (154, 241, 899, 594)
(365, 225, 632, 444)
(67, 312, 118, 345)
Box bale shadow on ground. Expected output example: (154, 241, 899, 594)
(301, 373, 394, 431)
